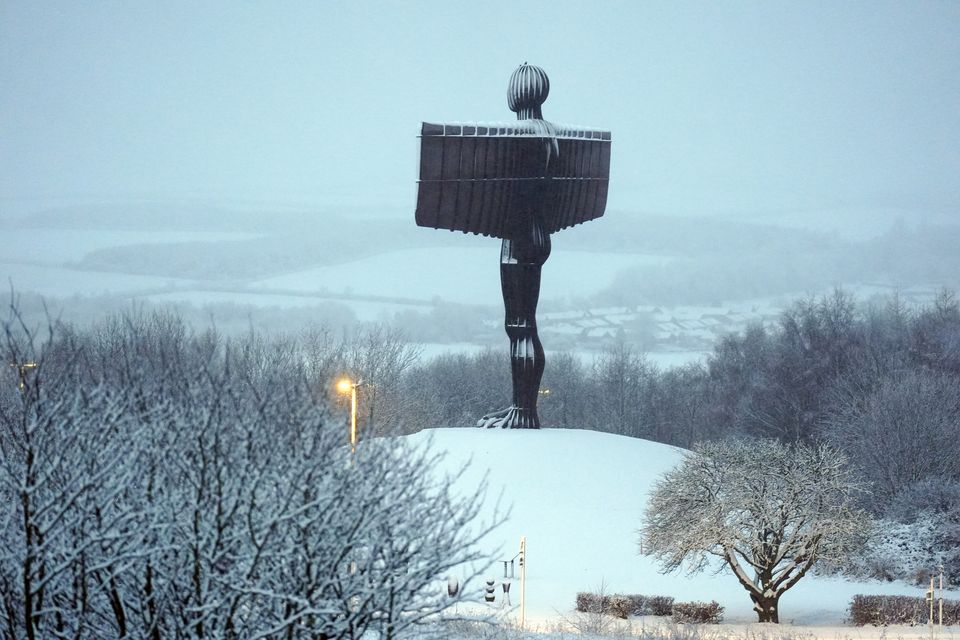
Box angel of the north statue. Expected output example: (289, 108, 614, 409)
(415, 63, 611, 429)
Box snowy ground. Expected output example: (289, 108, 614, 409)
(731, 205, 958, 242)
(251, 247, 675, 305)
(0, 262, 191, 297)
(405, 428, 960, 632)
(1, 228, 258, 264)
(505, 620, 960, 640)
(0, 221, 950, 368)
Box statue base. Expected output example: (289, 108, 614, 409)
(477, 406, 539, 429)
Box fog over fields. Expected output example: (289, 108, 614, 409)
(2, 200, 957, 369)
(2, 0, 959, 366)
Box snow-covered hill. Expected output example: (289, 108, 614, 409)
(405, 428, 955, 625)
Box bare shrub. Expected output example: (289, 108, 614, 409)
(850, 594, 960, 626)
(671, 601, 724, 624)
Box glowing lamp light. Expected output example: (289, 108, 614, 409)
(336, 377, 362, 452)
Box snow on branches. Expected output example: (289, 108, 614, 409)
(640, 438, 870, 623)
(0, 307, 498, 640)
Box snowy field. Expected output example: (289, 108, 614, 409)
(732, 206, 957, 242)
(0, 262, 191, 297)
(147, 290, 424, 322)
(1, 228, 258, 263)
(406, 428, 959, 630)
(0, 223, 951, 370)
(252, 247, 677, 305)
(0, 228, 251, 296)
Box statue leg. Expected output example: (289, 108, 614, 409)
(478, 220, 550, 429)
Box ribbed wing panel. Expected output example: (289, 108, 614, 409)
(415, 121, 611, 239)
(545, 135, 611, 234)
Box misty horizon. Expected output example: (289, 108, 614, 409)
(2, 1, 959, 218)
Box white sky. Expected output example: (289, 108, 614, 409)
(2, 1, 959, 216)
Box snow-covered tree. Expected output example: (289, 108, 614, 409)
(854, 479, 960, 586)
(340, 324, 422, 436)
(641, 438, 869, 623)
(0, 307, 498, 639)
(823, 369, 960, 511)
(0, 311, 153, 639)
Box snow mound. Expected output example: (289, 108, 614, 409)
(404, 428, 951, 625)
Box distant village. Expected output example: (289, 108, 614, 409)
(537, 303, 782, 351)
(482, 283, 944, 355)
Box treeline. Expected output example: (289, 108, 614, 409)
(403, 289, 960, 485)
(2, 291, 359, 341)
(399, 288, 960, 583)
(11, 289, 959, 507)
(592, 219, 960, 308)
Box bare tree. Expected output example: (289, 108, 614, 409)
(401, 349, 508, 429)
(591, 342, 653, 438)
(0, 305, 498, 639)
(641, 438, 869, 623)
(338, 325, 422, 435)
(824, 369, 960, 511)
(0, 307, 152, 639)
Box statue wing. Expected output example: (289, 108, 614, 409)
(544, 129, 612, 234)
(415, 122, 611, 239)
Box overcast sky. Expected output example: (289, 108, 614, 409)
(2, 1, 958, 217)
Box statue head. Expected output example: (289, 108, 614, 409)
(507, 62, 549, 120)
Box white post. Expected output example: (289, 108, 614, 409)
(350, 385, 358, 453)
(939, 565, 944, 627)
(519, 536, 527, 630)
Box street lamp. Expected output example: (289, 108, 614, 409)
(337, 377, 363, 452)
(9, 361, 38, 391)
(537, 387, 551, 408)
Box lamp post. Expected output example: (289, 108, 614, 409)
(9, 361, 38, 391)
(537, 387, 551, 404)
(519, 536, 527, 629)
(337, 378, 363, 452)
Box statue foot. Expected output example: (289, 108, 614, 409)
(477, 406, 539, 429)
